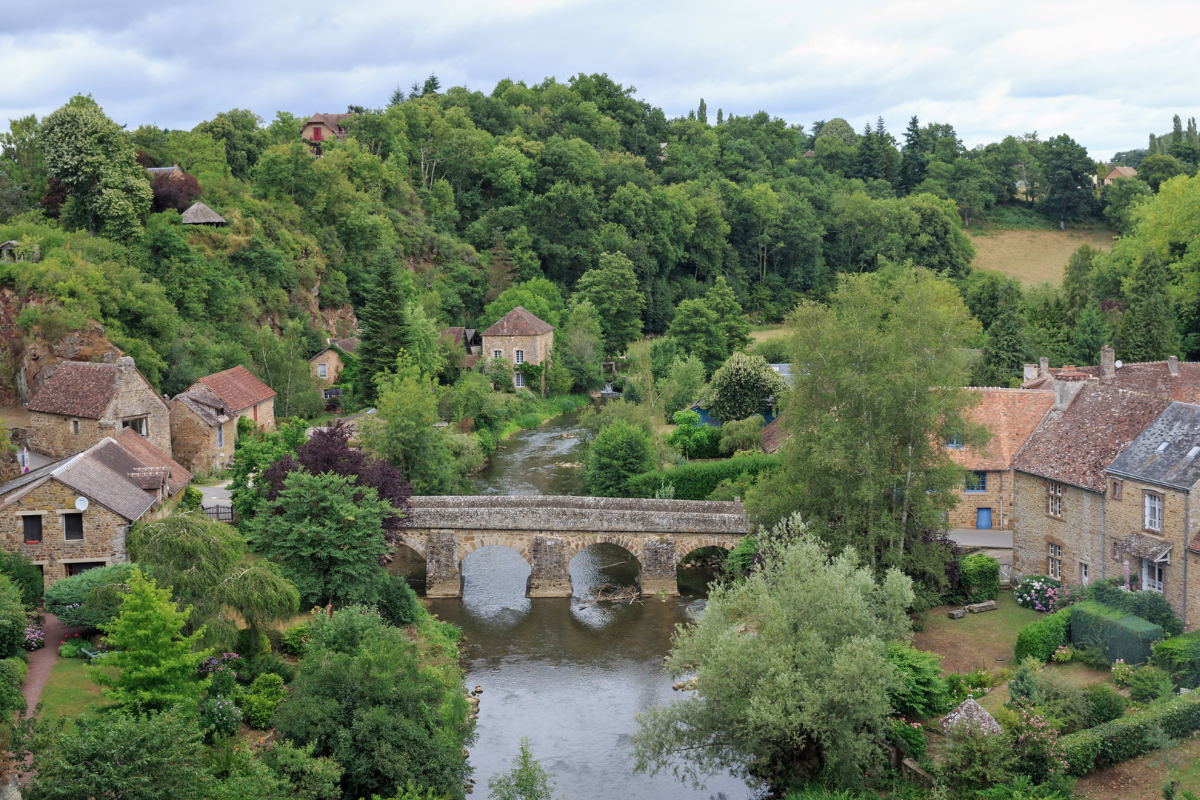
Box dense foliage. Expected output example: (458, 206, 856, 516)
(42, 562, 140, 628)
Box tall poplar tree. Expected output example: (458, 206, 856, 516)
(1117, 251, 1177, 362)
(357, 255, 412, 403)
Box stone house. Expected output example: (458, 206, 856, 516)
(169, 366, 276, 474)
(309, 347, 344, 386)
(946, 388, 1054, 531)
(301, 114, 354, 144)
(1011, 372, 1170, 593)
(0, 434, 191, 589)
(27, 357, 171, 460)
(1104, 402, 1200, 629)
(480, 307, 554, 390)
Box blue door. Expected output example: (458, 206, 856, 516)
(976, 508, 992, 530)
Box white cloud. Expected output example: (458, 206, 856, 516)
(1, 0, 1196, 157)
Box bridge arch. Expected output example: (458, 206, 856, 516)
(457, 535, 533, 567)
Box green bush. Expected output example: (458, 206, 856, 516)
(239, 673, 288, 729)
(1070, 601, 1164, 666)
(886, 643, 952, 718)
(474, 428, 496, 456)
(515, 412, 542, 430)
(280, 622, 311, 656)
(937, 721, 1014, 797)
(1008, 661, 1040, 704)
(180, 485, 203, 510)
(200, 696, 243, 739)
(43, 562, 139, 628)
(1128, 666, 1174, 703)
(1154, 630, 1200, 688)
(1014, 608, 1071, 663)
(240, 651, 296, 685)
(1082, 683, 1126, 725)
(665, 411, 722, 459)
(1034, 671, 1092, 734)
(376, 573, 421, 627)
(1089, 578, 1182, 637)
(58, 641, 84, 659)
(627, 454, 780, 500)
(0, 657, 28, 717)
(0, 550, 44, 609)
(1057, 692, 1200, 775)
(888, 717, 927, 760)
(958, 553, 1000, 604)
(0, 574, 28, 658)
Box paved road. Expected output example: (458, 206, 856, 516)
(948, 528, 1013, 549)
(199, 480, 232, 508)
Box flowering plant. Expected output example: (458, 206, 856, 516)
(1014, 577, 1087, 613)
(23, 625, 44, 651)
(887, 716, 927, 759)
(199, 695, 243, 739)
(199, 652, 243, 677)
(1051, 645, 1072, 663)
(1111, 659, 1133, 688)
(1007, 708, 1068, 782)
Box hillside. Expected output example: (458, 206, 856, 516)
(969, 225, 1114, 285)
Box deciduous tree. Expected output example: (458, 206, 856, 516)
(574, 252, 645, 357)
(704, 352, 787, 423)
(585, 419, 654, 497)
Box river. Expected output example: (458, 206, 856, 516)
(417, 414, 754, 800)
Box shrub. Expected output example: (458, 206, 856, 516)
(937, 721, 1013, 797)
(0, 550, 44, 609)
(0, 657, 28, 717)
(239, 673, 288, 729)
(751, 337, 790, 364)
(240, 651, 296, 685)
(1070, 601, 1164, 666)
(718, 414, 766, 455)
(1034, 671, 1092, 734)
(666, 410, 722, 459)
(1128, 666, 1174, 703)
(627, 454, 780, 500)
(585, 419, 654, 497)
(1006, 707, 1069, 783)
(946, 670, 994, 704)
(24, 624, 44, 651)
(57, 640, 84, 659)
(43, 562, 139, 628)
(515, 412, 541, 430)
(1008, 661, 1040, 704)
(1111, 659, 1134, 687)
(1089, 578, 1182, 637)
(958, 553, 1000, 604)
(1014, 576, 1086, 613)
(280, 622, 311, 656)
(180, 485, 203, 510)
(1082, 683, 1126, 725)
(1074, 646, 1109, 670)
(886, 643, 952, 718)
(1057, 692, 1200, 775)
(207, 664, 240, 698)
(200, 695, 243, 739)
(888, 717, 927, 759)
(475, 428, 496, 456)
(1154, 630, 1200, 688)
(977, 775, 1072, 800)
(376, 573, 421, 627)
(1014, 608, 1071, 663)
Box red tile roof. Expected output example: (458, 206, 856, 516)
(27, 362, 118, 419)
(195, 366, 276, 413)
(114, 428, 192, 497)
(482, 307, 553, 337)
(1012, 383, 1171, 492)
(950, 388, 1054, 472)
(1050, 361, 1200, 404)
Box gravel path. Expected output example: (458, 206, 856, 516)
(23, 614, 87, 718)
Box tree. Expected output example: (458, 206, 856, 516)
(357, 256, 416, 404)
(574, 252, 645, 357)
(91, 570, 211, 712)
(1072, 300, 1108, 365)
(557, 300, 606, 392)
(704, 276, 752, 354)
(192, 109, 269, 180)
(1061, 244, 1097, 323)
(973, 285, 1031, 387)
(704, 352, 787, 423)
(1137, 153, 1186, 194)
(478, 278, 564, 331)
(719, 414, 766, 455)
(667, 298, 726, 374)
(657, 354, 707, 418)
(0, 549, 44, 610)
(248, 320, 323, 418)
(250, 470, 394, 606)
(585, 419, 654, 497)
(631, 519, 914, 791)
(0, 574, 28, 658)
(148, 171, 202, 213)
(488, 737, 557, 800)
(163, 130, 228, 177)
(1101, 178, 1152, 234)
(40, 95, 152, 240)
(897, 115, 928, 195)
(1117, 251, 1177, 362)
(1039, 134, 1094, 227)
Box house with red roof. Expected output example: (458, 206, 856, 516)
(168, 366, 277, 473)
(481, 307, 554, 391)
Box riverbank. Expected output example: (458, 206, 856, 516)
(494, 392, 592, 442)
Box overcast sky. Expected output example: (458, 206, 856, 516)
(2, 0, 1196, 158)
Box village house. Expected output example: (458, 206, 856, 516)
(26, 357, 172, 460)
(301, 114, 355, 144)
(0, 433, 191, 589)
(169, 366, 276, 473)
(480, 307, 554, 390)
(1023, 348, 1200, 401)
(310, 346, 345, 386)
(439, 326, 482, 370)
(1010, 372, 1170, 594)
(145, 164, 183, 179)
(1103, 165, 1138, 185)
(947, 388, 1054, 531)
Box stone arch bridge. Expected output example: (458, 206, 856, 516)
(400, 496, 750, 597)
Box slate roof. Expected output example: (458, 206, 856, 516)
(27, 362, 118, 419)
(0, 439, 161, 521)
(1012, 383, 1171, 492)
(481, 307, 553, 337)
(1107, 402, 1200, 490)
(941, 698, 1003, 735)
(195, 366, 276, 413)
(950, 388, 1055, 472)
(761, 415, 789, 454)
(332, 336, 359, 355)
(114, 428, 192, 496)
(1041, 360, 1200, 404)
(180, 202, 226, 225)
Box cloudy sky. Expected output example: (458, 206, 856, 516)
(2, 0, 1195, 158)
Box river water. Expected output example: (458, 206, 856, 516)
(418, 415, 753, 800)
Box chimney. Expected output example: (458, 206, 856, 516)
(1039, 357, 1049, 375)
(1101, 346, 1115, 378)
(115, 356, 136, 386)
(1023, 363, 1038, 381)
(1054, 366, 1088, 410)
(1169, 355, 1179, 377)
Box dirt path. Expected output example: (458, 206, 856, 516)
(23, 614, 87, 718)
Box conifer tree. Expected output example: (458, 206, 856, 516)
(974, 286, 1030, 387)
(1117, 251, 1177, 362)
(897, 115, 927, 195)
(1072, 300, 1107, 365)
(697, 99, 708, 126)
(717, 109, 724, 126)
(1061, 244, 1097, 324)
(357, 255, 412, 403)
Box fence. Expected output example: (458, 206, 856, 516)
(202, 505, 236, 524)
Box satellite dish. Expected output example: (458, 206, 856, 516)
(1115, 360, 1123, 369)
(74, 497, 89, 512)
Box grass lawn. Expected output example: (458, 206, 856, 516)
(1075, 735, 1200, 800)
(969, 225, 1114, 285)
(37, 657, 110, 727)
(749, 325, 786, 343)
(912, 591, 1041, 674)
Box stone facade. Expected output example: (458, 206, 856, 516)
(28, 413, 101, 461)
(482, 332, 553, 390)
(1, 478, 129, 589)
(1012, 472, 1107, 589)
(310, 349, 344, 386)
(949, 469, 1014, 530)
(1103, 475, 1190, 625)
(401, 496, 749, 597)
(169, 400, 233, 474)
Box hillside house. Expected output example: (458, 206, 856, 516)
(181, 202, 226, 226)
(947, 388, 1054, 531)
(0, 434, 191, 589)
(1103, 166, 1138, 185)
(27, 357, 172, 460)
(310, 347, 344, 386)
(301, 114, 354, 143)
(169, 366, 276, 473)
(481, 307, 553, 390)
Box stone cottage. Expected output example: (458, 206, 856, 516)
(26, 357, 171, 460)
(946, 388, 1054, 531)
(481, 307, 553, 390)
(309, 347, 344, 386)
(169, 366, 276, 474)
(0, 434, 191, 589)
(1011, 373, 1170, 592)
(301, 113, 355, 144)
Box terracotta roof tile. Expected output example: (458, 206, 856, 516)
(1047, 361, 1200, 403)
(195, 366, 276, 413)
(950, 388, 1054, 471)
(482, 307, 553, 337)
(27, 362, 118, 419)
(1012, 383, 1171, 492)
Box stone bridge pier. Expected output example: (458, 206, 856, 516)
(400, 496, 749, 598)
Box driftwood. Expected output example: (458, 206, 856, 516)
(576, 583, 643, 608)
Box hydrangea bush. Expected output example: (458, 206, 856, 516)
(23, 625, 44, 651)
(1014, 577, 1087, 613)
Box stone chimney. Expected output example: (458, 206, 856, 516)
(1169, 355, 1179, 377)
(1101, 346, 1115, 378)
(1023, 364, 1038, 381)
(1039, 356, 1049, 375)
(1054, 366, 1088, 410)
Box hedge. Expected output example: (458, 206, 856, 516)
(626, 454, 779, 501)
(958, 553, 1000, 604)
(1153, 630, 1200, 688)
(1014, 607, 1071, 662)
(1058, 691, 1200, 775)
(1070, 601, 1164, 666)
(1089, 578, 1183, 636)
(43, 562, 141, 628)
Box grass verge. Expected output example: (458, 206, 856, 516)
(36, 657, 110, 727)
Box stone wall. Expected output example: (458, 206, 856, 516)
(106, 358, 172, 457)
(481, 332, 553, 388)
(238, 398, 275, 432)
(169, 401, 231, 474)
(1011, 472, 1106, 587)
(0, 477, 129, 589)
(310, 350, 343, 386)
(1103, 476, 1188, 623)
(948, 469, 1014, 529)
(28, 412, 100, 460)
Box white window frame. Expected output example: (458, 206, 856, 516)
(1079, 561, 1090, 586)
(1047, 482, 1063, 518)
(493, 349, 502, 360)
(1144, 492, 1163, 532)
(317, 363, 327, 379)
(1047, 543, 1062, 579)
(514, 372, 525, 388)
(1143, 558, 1164, 593)
(515, 349, 525, 364)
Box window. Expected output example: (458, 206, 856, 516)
(317, 363, 327, 379)
(65, 561, 105, 578)
(515, 349, 525, 364)
(122, 417, 148, 437)
(1110, 479, 1123, 500)
(493, 350, 502, 360)
(218, 424, 224, 449)
(1047, 482, 1063, 517)
(1143, 559, 1164, 593)
(1047, 543, 1062, 579)
(22, 516, 42, 544)
(63, 513, 83, 541)
(514, 372, 525, 388)
(312, 126, 323, 141)
(71, 419, 79, 435)
(947, 436, 964, 449)
(1079, 562, 1090, 586)
(253, 404, 258, 422)
(964, 471, 987, 493)
(1144, 492, 1163, 532)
